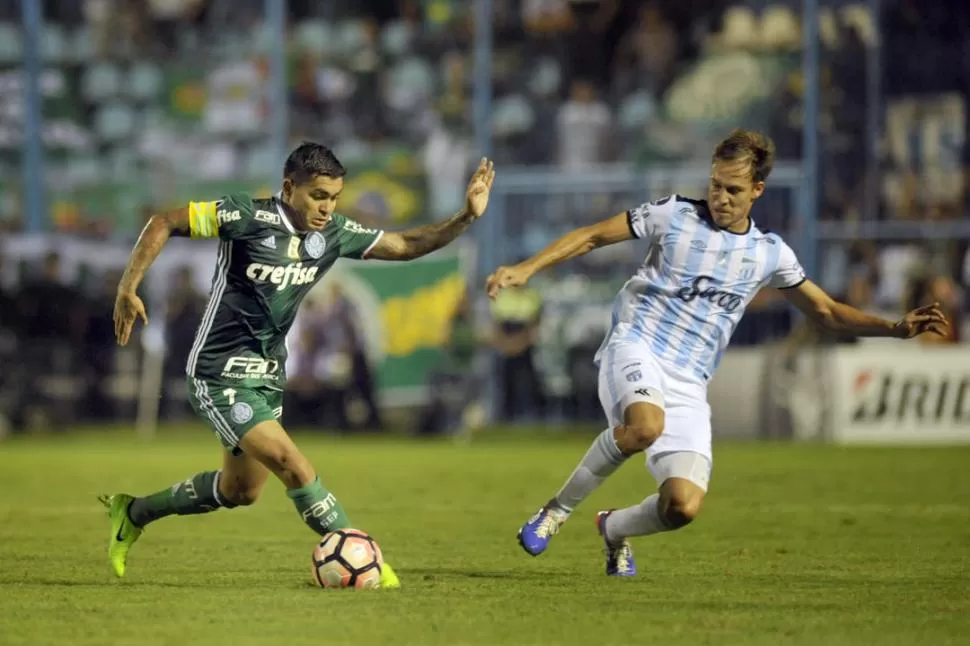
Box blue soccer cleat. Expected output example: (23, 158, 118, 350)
(517, 505, 567, 556)
(595, 510, 637, 576)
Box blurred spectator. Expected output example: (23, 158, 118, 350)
(15, 252, 87, 430)
(564, 0, 619, 83)
(146, 0, 206, 54)
(85, 0, 150, 58)
(906, 273, 962, 344)
(522, 0, 575, 36)
(288, 283, 382, 432)
(323, 283, 383, 432)
(556, 80, 614, 169)
(0, 249, 15, 436)
(82, 270, 123, 420)
(424, 114, 472, 220)
(490, 279, 545, 422)
(285, 298, 334, 428)
(164, 265, 206, 380)
(614, 2, 678, 94)
(415, 291, 484, 436)
(0, 249, 16, 335)
(732, 288, 793, 347)
(18, 252, 84, 346)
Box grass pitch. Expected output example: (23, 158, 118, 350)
(1, 426, 968, 645)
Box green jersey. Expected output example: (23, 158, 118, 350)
(184, 193, 382, 389)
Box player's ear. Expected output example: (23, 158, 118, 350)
(282, 177, 294, 201)
(751, 181, 766, 200)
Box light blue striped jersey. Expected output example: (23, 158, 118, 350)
(594, 195, 806, 382)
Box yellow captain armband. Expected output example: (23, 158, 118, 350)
(188, 201, 219, 238)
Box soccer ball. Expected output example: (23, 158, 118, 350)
(310, 528, 384, 589)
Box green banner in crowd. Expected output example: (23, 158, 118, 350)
(308, 245, 469, 406)
(47, 150, 425, 235)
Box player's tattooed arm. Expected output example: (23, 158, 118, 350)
(368, 209, 478, 260)
(117, 207, 190, 294)
(782, 279, 949, 339)
(113, 206, 190, 345)
(367, 158, 495, 261)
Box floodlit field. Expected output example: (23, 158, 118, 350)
(1, 426, 968, 645)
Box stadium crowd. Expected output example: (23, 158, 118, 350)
(0, 0, 967, 435)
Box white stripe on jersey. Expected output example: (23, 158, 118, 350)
(186, 241, 232, 376)
(596, 196, 799, 382)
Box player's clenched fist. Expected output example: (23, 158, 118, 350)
(486, 264, 532, 299)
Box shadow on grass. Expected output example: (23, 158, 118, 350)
(1, 567, 562, 589)
(405, 566, 566, 582)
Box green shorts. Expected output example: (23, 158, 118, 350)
(186, 376, 283, 455)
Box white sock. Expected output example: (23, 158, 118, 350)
(604, 494, 672, 542)
(552, 428, 627, 513)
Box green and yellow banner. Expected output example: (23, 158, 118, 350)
(309, 245, 470, 405)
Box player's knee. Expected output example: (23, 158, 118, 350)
(223, 486, 261, 506)
(662, 494, 703, 529)
(621, 405, 664, 452)
(626, 422, 663, 449)
(240, 422, 316, 489)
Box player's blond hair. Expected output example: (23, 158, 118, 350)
(712, 129, 776, 183)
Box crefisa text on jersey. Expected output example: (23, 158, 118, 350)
(245, 262, 319, 291)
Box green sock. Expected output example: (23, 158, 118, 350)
(286, 476, 351, 536)
(127, 470, 237, 527)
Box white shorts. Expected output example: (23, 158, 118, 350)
(647, 450, 711, 492)
(597, 338, 714, 467)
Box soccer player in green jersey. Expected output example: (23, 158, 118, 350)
(100, 143, 495, 588)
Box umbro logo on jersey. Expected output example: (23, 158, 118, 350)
(261, 236, 276, 250)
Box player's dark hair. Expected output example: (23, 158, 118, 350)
(284, 141, 346, 184)
(712, 129, 776, 183)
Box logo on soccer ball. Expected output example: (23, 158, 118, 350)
(626, 370, 642, 383)
(230, 402, 253, 425)
(305, 232, 326, 259)
(311, 528, 384, 590)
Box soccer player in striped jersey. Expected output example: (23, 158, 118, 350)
(486, 129, 948, 576)
(101, 143, 495, 586)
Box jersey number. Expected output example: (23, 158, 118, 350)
(223, 388, 236, 406)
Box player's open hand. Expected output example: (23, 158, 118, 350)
(486, 264, 531, 300)
(113, 290, 148, 346)
(465, 158, 495, 218)
(893, 302, 949, 339)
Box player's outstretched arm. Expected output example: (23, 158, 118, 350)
(114, 206, 191, 346)
(486, 211, 634, 298)
(782, 279, 950, 339)
(367, 158, 495, 261)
